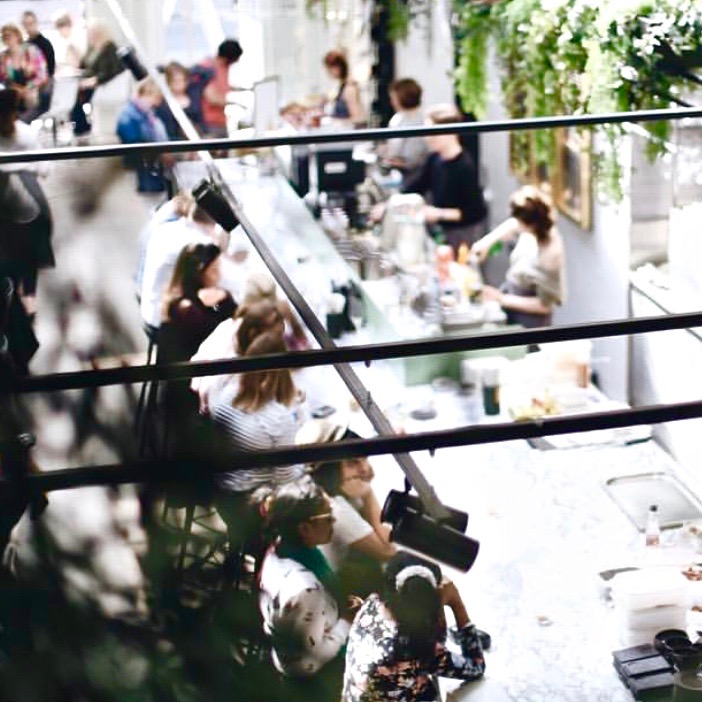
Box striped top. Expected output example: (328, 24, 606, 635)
(211, 396, 304, 492)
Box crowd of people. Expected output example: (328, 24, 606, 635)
(126, 166, 490, 698)
(0, 11, 536, 697)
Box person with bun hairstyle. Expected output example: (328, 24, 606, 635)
(342, 552, 485, 702)
(256, 475, 354, 700)
(471, 185, 566, 328)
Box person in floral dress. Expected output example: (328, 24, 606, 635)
(342, 553, 485, 702)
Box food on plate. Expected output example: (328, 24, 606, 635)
(682, 565, 702, 581)
(510, 392, 560, 421)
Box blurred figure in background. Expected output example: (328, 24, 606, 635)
(322, 49, 364, 127)
(200, 38, 243, 138)
(0, 23, 49, 122)
(70, 19, 123, 138)
(0, 88, 54, 319)
(20, 10, 55, 120)
(116, 77, 171, 195)
(156, 61, 205, 139)
(52, 10, 83, 77)
(381, 78, 427, 174)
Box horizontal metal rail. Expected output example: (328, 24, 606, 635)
(8, 398, 702, 494)
(2, 105, 702, 165)
(3, 311, 701, 394)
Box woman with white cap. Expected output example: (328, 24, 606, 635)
(295, 418, 395, 596)
(342, 552, 485, 702)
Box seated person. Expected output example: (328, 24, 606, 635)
(210, 329, 306, 547)
(371, 104, 487, 253)
(156, 61, 206, 138)
(257, 475, 354, 701)
(342, 552, 486, 702)
(21, 11, 56, 120)
(240, 272, 309, 350)
(380, 78, 427, 173)
(116, 77, 171, 193)
(135, 191, 194, 293)
(295, 418, 395, 596)
(139, 202, 221, 331)
(190, 299, 286, 414)
(158, 242, 236, 364)
(471, 185, 565, 328)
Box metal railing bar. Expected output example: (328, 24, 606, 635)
(10, 398, 702, 494)
(6, 311, 702, 394)
(3, 105, 702, 165)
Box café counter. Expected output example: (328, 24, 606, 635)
(175, 159, 700, 702)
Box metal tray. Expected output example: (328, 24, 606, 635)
(604, 472, 702, 532)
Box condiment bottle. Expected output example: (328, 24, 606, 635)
(645, 504, 660, 547)
(457, 242, 469, 266)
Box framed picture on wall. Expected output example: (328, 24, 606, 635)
(554, 128, 592, 230)
(508, 126, 593, 231)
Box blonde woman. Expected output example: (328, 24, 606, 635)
(70, 20, 123, 137)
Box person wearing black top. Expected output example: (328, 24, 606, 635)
(401, 103, 487, 252)
(70, 20, 123, 137)
(21, 11, 55, 119)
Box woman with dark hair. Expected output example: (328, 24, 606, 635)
(158, 242, 236, 363)
(323, 49, 364, 126)
(342, 553, 485, 702)
(295, 418, 395, 595)
(257, 475, 353, 700)
(472, 185, 566, 328)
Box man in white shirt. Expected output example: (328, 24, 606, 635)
(139, 204, 220, 330)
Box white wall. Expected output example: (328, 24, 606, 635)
(481, 48, 632, 402)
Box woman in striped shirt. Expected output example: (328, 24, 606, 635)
(212, 329, 306, 543)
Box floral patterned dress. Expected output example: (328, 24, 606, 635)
(342, 594, 485, 702)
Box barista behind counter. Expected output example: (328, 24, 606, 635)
(472, 185, 566, 329)
(371, 104, 487, 253)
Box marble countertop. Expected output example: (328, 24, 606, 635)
(294, 351, 695, 702)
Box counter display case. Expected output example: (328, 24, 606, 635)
(175, 158, 525, 385)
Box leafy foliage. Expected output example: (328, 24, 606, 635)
(452, 0, 702, 200)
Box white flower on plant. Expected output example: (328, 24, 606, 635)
(620, 65, 639, 82)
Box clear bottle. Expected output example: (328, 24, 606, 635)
(645, 504, 661, 547)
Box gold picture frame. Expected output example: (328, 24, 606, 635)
(508, 127, 592, 231)
(553, 127, 592, 230)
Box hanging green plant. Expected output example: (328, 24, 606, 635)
(451, 0, 702, 201)
(452, 1, 496, 120)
